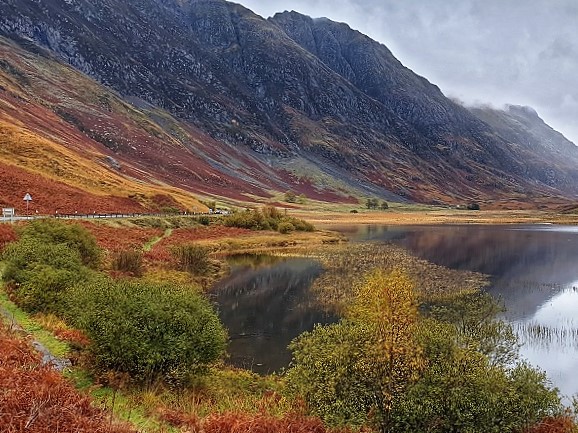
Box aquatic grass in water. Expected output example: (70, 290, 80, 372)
(515, 321, 578, 350)
(509, 284, 578, 400)
(513, 285, 578, 350)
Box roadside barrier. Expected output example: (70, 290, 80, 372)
(0, 212, 216, 223)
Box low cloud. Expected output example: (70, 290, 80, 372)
(238, 0, 578, 144)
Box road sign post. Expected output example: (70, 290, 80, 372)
(23, 193, 32, 216)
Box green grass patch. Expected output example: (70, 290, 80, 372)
(0, 261, 70, 358)
(143, 227, 172, 252)
(0, 289, 70, 358)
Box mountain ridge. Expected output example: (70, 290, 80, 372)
(0, 0, 577, 210)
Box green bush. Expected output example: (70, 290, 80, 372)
(222, 209, 267, 230)
(287, 270, 423, 429)
(289, 217, 314, 232)
(111, 249, 143, 276)
(2, 238, 91, 313)
(389, 320, 561, 433)
(278, 222, 295, 234)
(197, 215, 211, 226)
(222, 207, 314, 232)
(286, 271, 563, 432)
(1, 220, 101, 313)
(366, 198, 379, 209)
(17, 219, 101, 268)
(64, 279, 227, 385)
(171, 244, 210, 276)
(284, 191, 297, 203)
(287, 321, 377, 427)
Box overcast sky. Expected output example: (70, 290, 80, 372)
(236, 0, 578, 145)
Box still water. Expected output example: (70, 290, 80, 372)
(211, 254, 335, 374)
(212, 225, 578, 398)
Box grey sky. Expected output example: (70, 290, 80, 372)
(236, 0, 578, 144)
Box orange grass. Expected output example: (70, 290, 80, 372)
(0, 223, 17, 252)
(0, 121, 207, 213)
(523, 416, 576, 433)
(78, 221, 164, 252)
(0, 324, 135, 433)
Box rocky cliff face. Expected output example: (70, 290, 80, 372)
(1, 0, 577, 206)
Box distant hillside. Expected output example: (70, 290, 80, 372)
(469, 104, 578, 190)
(0, 0, 577, 209)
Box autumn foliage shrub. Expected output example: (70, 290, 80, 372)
(287, 270, 423, 428)
(0, 324, 134, 433)
(0, 223, 17, 252)
(171, 243, 210, 275)
(523, 416, 576, 433)
(287, 269, 563, 432)
(111, 249, 143, 276)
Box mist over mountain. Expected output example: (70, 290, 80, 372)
(1, 0, 577, 209)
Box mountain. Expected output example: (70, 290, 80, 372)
(469, 104, 578, 189)
(0, 0, 577, 211)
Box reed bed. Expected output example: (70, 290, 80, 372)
(273, 243, 489, 312)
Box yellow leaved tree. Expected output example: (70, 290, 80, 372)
(347, 269, 425, 429)
(287, 268, 424, 430)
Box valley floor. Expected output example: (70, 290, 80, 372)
(1, 212, 576, 432)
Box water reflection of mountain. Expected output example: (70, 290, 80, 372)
(211, 257, 335, 374)
(340, 225, 578, 319)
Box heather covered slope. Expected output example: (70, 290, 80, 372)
(0, 35, 362, 211)
(0, 0, 577, 207)
(0, 37, 213, 213)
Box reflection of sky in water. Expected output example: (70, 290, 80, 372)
(533, 286, 578, 327)
(511, 225, 578, 234)
(517, 282, 578, 400)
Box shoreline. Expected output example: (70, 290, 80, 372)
(292, 209, 578, 226)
